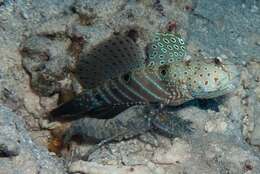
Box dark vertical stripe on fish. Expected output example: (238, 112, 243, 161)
(130, 71, 165, 102)
(142, 70, 170, 100)
(96, 86, 112, 104)
(110, 80, 134, 101)
(118, 76, 148, 102)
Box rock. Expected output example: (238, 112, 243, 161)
(152, 138, 191, 164)
(255, 86, 260, 101)
(250, 87, 260, 146)
(0, 0, 260, 173)
(21, 35, 74, 96)
(35, 15, 78, 35)
(0, 106, 65, 174)
(251, 116, 260, 145)
(0, 137, 20, 157)
(204, 117, 228, 133)
(69, 161, 153, 174)
(188, 0, 260, 62)
(239, 60, 260, 146)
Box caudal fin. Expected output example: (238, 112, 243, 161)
(49, 93, 92, 121)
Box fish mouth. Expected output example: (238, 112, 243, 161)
(192, 73, 240, 99)
(202, 73, 240, 98)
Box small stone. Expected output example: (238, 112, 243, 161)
(0, 138, 20, 157)
(256, 40, 260, 46)
(152, 138, 191, 164)
(205, 118, 228, 133)
(69, 161, 152, 174)
(20, 10, 29, 19)
(240, 69, 252, 89)
(40, 119, 62, 129)
(145, 144, 153, 151)
(30, 130, 50, 147)
(184, 54, 191, 61)
(251, 116, 260, 146)
(255, 86, 260, 102)
(39, 94, 59, 115)
(23, 91, 42, 117)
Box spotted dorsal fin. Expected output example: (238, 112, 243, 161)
(75, 35, 145, 89)
(146, 33, 186, 67)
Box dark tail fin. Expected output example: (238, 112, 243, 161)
(49, 91, 127, 121)
(49, 93, 92, 121)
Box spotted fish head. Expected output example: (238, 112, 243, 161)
(184, 58, 240, 99)
(147, 33, 240, 100)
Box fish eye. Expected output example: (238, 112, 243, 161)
(160, 69, 167, 76)
(214, 57, 222, 65)
(95, 94, 102, 101)
(159, 65, 169, 77)
(123, 73, 131, 82)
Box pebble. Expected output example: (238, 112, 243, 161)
(0, 137, 20, 157)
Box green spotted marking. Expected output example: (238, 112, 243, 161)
(146, 33, 186, 66)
